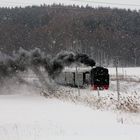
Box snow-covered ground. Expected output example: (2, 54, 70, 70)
(108, 67, 140, 77)
(0, 94, 140, 140)
(0, 67, 140, 139)
(108, 67, 140, 82)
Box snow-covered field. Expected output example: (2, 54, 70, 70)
(0, 67, 140, 140)
(0, 94, 140, 140)
(108, 67, 140, 82)
(108, 67, 140, 77)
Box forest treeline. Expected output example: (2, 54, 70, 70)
(0, 4, 140, 66)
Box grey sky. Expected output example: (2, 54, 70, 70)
(0, 0, 140, 10)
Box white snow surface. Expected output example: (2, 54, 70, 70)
(108, 67, 140, 77)
(0, 67, 140, 139)
(0, 93, 140, 140)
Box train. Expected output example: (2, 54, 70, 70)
(55, 66, 109, 90)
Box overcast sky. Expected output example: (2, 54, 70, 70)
(0, 0, 140, 10)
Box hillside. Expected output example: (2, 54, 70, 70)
(0, 5, 140, 66)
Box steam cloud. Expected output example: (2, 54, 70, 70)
(0, 49, 95, 79)
(0, 48, 95, 94)
(49, 51, 96, 78)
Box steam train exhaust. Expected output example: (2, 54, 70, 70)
(0, 48, 96, 94)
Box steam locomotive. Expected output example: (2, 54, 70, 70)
(55, 66, 109, 90)
(90, 66, 109, 90)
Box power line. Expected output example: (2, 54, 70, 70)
(71, 0, 140, 7)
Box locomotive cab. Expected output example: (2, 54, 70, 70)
(90, 66, 109, 90)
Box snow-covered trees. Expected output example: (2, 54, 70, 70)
(0, 5, 140, 66)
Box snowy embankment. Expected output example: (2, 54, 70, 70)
(0, 94, 140, 140)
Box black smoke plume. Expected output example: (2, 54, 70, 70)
(47, 51, 75, 78)
(0, 49, 95, 79)
(75, 53, 96, 67)
(0, 48, 30, 78)
(47, 51, 96, 78)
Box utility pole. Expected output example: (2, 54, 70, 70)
(97, 87, 100, 98)
(114, 57, 120, 102)
(76, 66, 80, 96)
